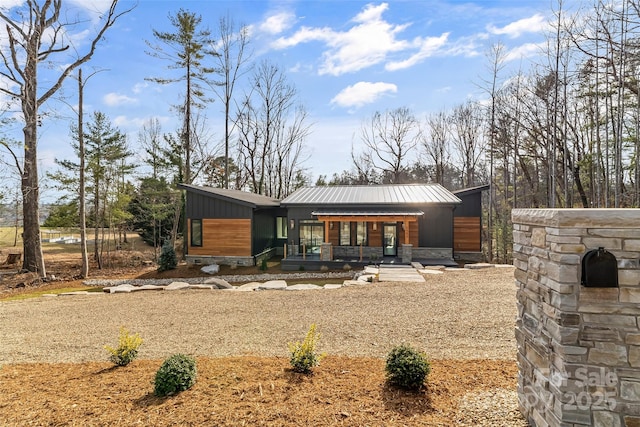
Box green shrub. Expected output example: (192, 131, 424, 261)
(157, 240, 177, 272)
(260, 258, 268, 271)
(104, 327, 143, 366)
(385, 344, 430, 390)
(154, 354, 197, 397)
(288, 323, 324, 374)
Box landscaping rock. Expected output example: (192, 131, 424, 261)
(286, 284, 322, 291)
(357, 274, 376, 282)
(323, 284, 342, 289)
(257, 280, 287, 290)
(343, 280, 367, 286)
(237, 282, 260, 291)
(364, 266, 379, 275)
(188, 284, 216, 290)
(200, 264, 220, 274)
(423, 265, 446, 271)
(464, 263, 494, 269)
(138, 284, 163, 291)
(105, 284, 136, 293)
(419, 269, 444, 275)
(204, 277, 233, 289)
(59, 291, 90, 296)
(165, 281, 191, 291)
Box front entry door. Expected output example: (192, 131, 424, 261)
(383, 224, 397, 256)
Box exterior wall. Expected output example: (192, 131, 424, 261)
(188, 218, 251, 257)
(253, 209, 279, 255)
(185, 191, 253, 219)
(513, 208, 640, 427)
(454, 217, 481, 252)
(419, 207, 454, 248)
(411, 247, 453, 259)
(454, 191, 482, 217)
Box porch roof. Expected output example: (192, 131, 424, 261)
(311, 210, 424, 217)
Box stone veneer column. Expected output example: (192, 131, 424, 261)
(401, 244, 412, 264)
(320, 243, 332, 262)
(513, 209, 640, 427)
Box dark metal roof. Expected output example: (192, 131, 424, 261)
(282, 184, 461, 205)
(178, 184, 280, 208)
(311, 210, 424, 216)
(452, 184, 490, 197)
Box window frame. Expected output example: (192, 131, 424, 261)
(190, 218, 203, 247)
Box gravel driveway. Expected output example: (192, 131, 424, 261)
(0, 267, 517, 364)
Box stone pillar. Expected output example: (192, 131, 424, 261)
(513, 208, 640, 427)
(320, 243, 332, 262)
(401, 244, 412, 264)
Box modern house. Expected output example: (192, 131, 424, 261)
(178, 184, 287, 266)
(179, 183, 487, 269)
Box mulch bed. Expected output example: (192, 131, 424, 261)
(0, 356, 519, 426)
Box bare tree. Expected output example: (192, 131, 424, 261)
(360, 107, 420, 184)
(450, 101, 485, 188)
(211, 14, 252, 189)
(236, 60, 310, 197)
(422, 111, 451, 185)
(0, 0, 132, 276)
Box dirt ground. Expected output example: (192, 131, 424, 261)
(0, 246, 526, 426)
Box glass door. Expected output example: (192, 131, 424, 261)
(299, 221, 324, 254)
(383, 224, 397, 256)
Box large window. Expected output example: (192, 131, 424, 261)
(276, 217, 288, 239)
(191, 219, 202, 247)
(356, 221, 367, 245)
(339, 221, 350, 245)
(299, 220, 324, 254)
(339, 221, 367, 246)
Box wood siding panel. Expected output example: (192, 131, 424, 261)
(454, 217, 481, 252)
(188, 219, 252, 256)
(368, 222, 382, 247)
(328, 222, 339, 246)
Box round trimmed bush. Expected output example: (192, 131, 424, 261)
(154, 354, 197, 397)
(385, 344, 430, 390)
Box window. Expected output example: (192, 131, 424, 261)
(191, 219, 202, 247)
(339, 221, 350, 246)
(276, 217, 288, 239)
(356, 221, 367, 245)
(299, 220, 324, 254)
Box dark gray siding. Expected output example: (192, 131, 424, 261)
(454, 192, 482, 217)
(419, 206, 454, 247)
(285, 207, 317, 244)
(253, 209, 276, 255)
(186, 191, 253, 219)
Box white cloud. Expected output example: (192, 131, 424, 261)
(386, 33, 449, 71)
(505, 42, 544, 62)
(132, 82, 148, 94)
(487, 14, 546, 38)
(103, 92, 137, 107)
(331, 81, 397, 109)
(272, 2, 410, 76)
(260, 11, 296, 35)
(0, 0, 23, 9)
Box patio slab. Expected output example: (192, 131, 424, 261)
(377, 265, 426, 283)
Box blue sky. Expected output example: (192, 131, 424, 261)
(0, 0, 570, 200)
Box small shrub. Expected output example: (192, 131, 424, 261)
(157, 240, 177, 272)
(260, 258, 268, 271)
(154, 354, 197, 397)
(320, 265, 329, 272)
(298, 265, 305, 271)
(342, 263, 352, 271)
(288, 323, 324, 374)
(385, 344, 430, 390)
(104, 327, 143, 366)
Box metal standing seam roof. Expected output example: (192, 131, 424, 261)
(178, 184, 281, 207)
(281, 184, 462, 205)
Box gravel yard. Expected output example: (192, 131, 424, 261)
(0, 266, 517, 364)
